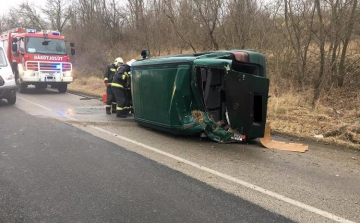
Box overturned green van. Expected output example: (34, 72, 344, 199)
(131, 50, 269, 143)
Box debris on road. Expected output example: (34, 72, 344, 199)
(260, 122, 309, 152)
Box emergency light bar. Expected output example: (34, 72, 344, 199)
(40, 30, 61, 36)
(26, 29, 36, 33)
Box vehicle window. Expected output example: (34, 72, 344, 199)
(0, 48, 8, 67)
(25, 37, 67, 55)
(19, 38, 25, 53)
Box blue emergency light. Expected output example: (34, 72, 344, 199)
(55, 64, 62, 69)
(26, 29, 36, 33)
(51, 31, 60, 36)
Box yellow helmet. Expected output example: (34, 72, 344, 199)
(114, 57, 124, 66)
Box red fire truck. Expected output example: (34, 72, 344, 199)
(0, 28, 75, 93)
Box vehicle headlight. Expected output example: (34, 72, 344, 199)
(24, 70, 35, 76)
(64, 71, 72, 77)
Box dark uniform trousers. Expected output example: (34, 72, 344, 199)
(104, 64, 118, 114)
(125, 88, 133, 113)
(112, 87, 129, 117)
(124, 71, 133, 114)
(111, 69, 131, 118)
(106, 85, 117, 113)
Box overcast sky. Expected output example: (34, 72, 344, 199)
(0, 0, 47, 16)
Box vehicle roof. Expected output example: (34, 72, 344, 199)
(132, 50, 264, 67)
(12, 33, 65, 39)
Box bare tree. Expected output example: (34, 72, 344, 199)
(42, 0, 72, 32)
(282, 0, 315, 89)
(336, 0, 358, 87)
(312, 0, 326, 106)
(10, 2, 47, 30)
(1, 0, 359, 95)
(163, 0, 198, 52)
(193, 0, 221, 50)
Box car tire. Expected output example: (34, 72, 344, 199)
(7, 96, 16, 104)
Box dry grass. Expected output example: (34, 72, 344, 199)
(267, 87, 360, 149)
(68, 76, 105, 97)
(69, 76, 360, 149)
(192, 110, 205, 124)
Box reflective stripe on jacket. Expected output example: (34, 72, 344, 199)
(112, 66, 129, 88)
(104, 64, 118, 83)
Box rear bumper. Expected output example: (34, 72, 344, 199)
(0, 85, 17, 99)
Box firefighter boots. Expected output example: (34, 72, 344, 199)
(116, 110, 127, 118)
(116, 114, 127, 118)
(106, 107, 111, 114)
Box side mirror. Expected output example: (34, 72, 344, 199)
(12, 43, 18, 52)
(70, 42, 75, 47)
(12, 38, 18, 43)
(71, 48, 75, 56)
(141, 50, 150, 59)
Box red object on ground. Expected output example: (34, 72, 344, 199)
(103, 92, 107, 103)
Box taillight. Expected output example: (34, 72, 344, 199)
(232, 52, 249, 63)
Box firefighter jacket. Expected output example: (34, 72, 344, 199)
(124, 64, 131, 90)
(112, 65, 131, 88)
(103, 64, 118, 84)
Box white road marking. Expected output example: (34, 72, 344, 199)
(18, 96, 356, 223)
(18, 97, 52, 112)
(18, 96, 78, 121)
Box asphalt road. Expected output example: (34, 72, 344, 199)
(0, 87, 359, 223)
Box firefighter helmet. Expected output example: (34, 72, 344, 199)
(114, 57, 124, 66)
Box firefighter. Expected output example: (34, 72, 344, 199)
(124, 59, 136, 114)
(104, 57, 123, 114)
(111, 59, 131, 118)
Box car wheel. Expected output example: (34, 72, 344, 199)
(7, 96, 16, 104)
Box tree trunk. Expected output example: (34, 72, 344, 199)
(337, 0, 358, 87)
(313, 0, 326, 107)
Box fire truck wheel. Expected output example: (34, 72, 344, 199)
(17, 83, 27, 93)
(35, 83, 47, 89)
(58, 83, 67, 93)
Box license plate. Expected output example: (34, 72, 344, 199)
(45, 71, 56, 76)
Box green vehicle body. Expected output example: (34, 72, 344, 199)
(131, 50, 269, 143)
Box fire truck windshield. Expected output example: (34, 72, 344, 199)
(25, 37, 67, 55)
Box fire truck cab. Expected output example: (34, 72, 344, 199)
(0, 28, 75, 93)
